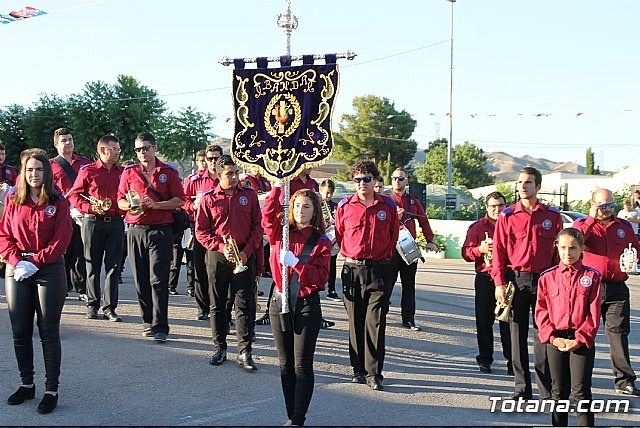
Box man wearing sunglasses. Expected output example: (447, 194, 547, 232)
(492, 166, 562, 400)
(184, 144, 222, 321)
(573, 188, 640, 396)
(335, 160, 399, 391)
(117, 132, 186, 343)
(388, 167, 437, 332)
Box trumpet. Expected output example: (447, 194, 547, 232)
(495, 281, 515, 322)
(81, 194, 112, 214)
(223, 235, 248, 274)
(483, 232, 493, 268)
(322, 199, 334, 227)
(619, 243, 638, 274)
(125, 190, 143, 216)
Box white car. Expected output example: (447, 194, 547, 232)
(560, 210, 587, 228)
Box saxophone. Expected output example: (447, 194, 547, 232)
(495, 281, 515, 322)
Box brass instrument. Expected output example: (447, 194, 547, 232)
(223, 235, 248, 274)
(322, 200, 340, 256)
(322, 199, 334, 226)
(125, 190, 143, 216)
(620, 243, 638, 274)
(81, 194, 112, 214)
(495, 281, 515, 322)
(483, 232, 493, 268)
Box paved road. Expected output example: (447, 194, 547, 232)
(0, 258, 638, 426)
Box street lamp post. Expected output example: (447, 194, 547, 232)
(446, 0, 455, 220)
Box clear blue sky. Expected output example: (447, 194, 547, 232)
(2, 0, 638, 173)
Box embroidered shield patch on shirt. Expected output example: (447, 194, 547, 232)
(377, 210, 387, 221)
(579, 276, 592, 287)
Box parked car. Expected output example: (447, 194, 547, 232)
(560, 210, 587, 228)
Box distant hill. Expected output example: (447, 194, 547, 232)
(411, 150, 585, 181)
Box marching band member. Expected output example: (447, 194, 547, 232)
(195, 155, 263, 370)
(573, 188, 640, 396)
(68, 135, 124, 322)
(243, 166, 272, 194)
(536, 228, 601, 427)
(0, 152, 72, 414)
(185, 144, 221, 319)
(335, 160, 399, 391)
(492, 167, 563, 399)
(462, 191, 513, 374)
(116, 132, 185, 343)
(388, 167, 437, 332)
(263, 186, 331, 427)
(168, 149, 206, 297)
(49, 127, 90, 298)
(373, 176, 385, 194)
(0, 141, 17, 187)
(319, 179, 340, 302)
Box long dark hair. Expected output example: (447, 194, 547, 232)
(12, 153, 58, 205)
(288, 189, 325, 235)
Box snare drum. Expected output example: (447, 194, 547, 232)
(325, 226, 340, 256)
(396, 227, 420, 265)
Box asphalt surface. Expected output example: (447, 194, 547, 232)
(0, 258, 638, 426)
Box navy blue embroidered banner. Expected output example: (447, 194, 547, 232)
(231, 61, 339, 182)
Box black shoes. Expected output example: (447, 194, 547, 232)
(169, 288, 178, 295)
(186, 290, 195, 298)
(237, 351, 258, 371)
(103, 309, 122, 322)
(507, 363, 514, 376)
(78, 293, 88, 302)
(326, 291, 341, 301)
(351, 372, 366, 384)
(209, 348, 227, 365)
(197, 311, 210, 321)
(320, 318, 335, 329)
(479, 364, 492, 374)
(402, 321, 422, 331)
(86, 306, 99, 319)
(37, 393, 58, 414)
(142, 328, 154, 337)
(7, 385, 35, 405)
(615, 384, 640, 396)
(154, 332, 167, 343)
(367, 377, 384, 391)
(507, 390, 532, 400)
(255, 313, 270, 325)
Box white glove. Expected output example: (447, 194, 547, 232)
(16, 260, 38, 279)
(279, 249, 299, 267)
(273, 180, 283, 188)
(70, 207, 83, 219)
(13, 266, 27, 281)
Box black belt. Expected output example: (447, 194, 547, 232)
(555, 329, 576, 340)
(86, 214, 121, 223)
(129, 223, 171, 230)
(344, 257, 391, 266)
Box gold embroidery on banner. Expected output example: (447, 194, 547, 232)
(254, 69, 316, 98)
(234, 76, 254, 151)
(264, 93, 301, 138)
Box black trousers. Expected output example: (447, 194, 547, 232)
(342, 262, 393, 380)
(192, 240, 211, 314)
(270, 292, 322, 427)
(81, 216, 124, 311)
(5, 258, 67, 392)
(327, 254, 337, 293)
(128, 224, 173, 335)
(389, 251, 419, 323)
(169, 243, 195, 293)
(601, 281, 637, 388)
(547, 337, 595, 427)
(64, 222, 86, 293)
(508, 270, 551, 398)
(206, 251, 255, 353)
(475, 273, 512, 368)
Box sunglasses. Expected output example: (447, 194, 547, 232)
(353, 176, 373, 184)
(133, 145, 153, 153)
(392, 176, 406, 181)
(206, 156, 220, 162)
(597, 202, 616, 210)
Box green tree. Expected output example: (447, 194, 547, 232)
(0, 105, 28, 166)
(415, 139, 494, 188)
(334, 95, 417, 172)
(161, 107, 215, 170)
(586, 147, 594, 174)
(24, 94, 71, 157)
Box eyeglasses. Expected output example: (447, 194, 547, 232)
(133, 145, 153, 153)
(392, 176, 406, 181)
(487, 204, 506, 209)
(353, 176, 374, 184)
(597, 202, 616, 210)
(206, 156, 220, 162)
(108, 147, 122, 152)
